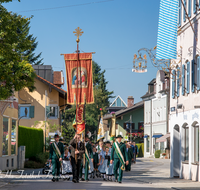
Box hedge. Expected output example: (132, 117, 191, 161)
(155, 150, 161, 158)
(136, 143, 144, 157)
(18, 126, 44, 158)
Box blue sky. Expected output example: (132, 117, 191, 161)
(3, 0, 160, 105)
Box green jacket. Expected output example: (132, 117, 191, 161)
(86, 142, 93, 159)
(93, 152, 99, 163)
(127, 147, 133, 160)
(110, 142, 128, 162)
(49, 142, 64, 160)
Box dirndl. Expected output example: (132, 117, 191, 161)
(106, 163, 114, 176)
(82, 159, 94, 174)
(62, 160, 72, 174)
(99, 159, 107, 174)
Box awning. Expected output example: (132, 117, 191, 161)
(144, 135, 149, 138)
(152, 133, 163, 138)
(156, 133, 170, 143)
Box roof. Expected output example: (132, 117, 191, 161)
(36, 75, 67, 95)
(141, 91, 155, 99)
(110, 95, 127, 107)
(53, 71, 64, 85)
(103, 101, 144, 120)
(148, 78, 156, 85)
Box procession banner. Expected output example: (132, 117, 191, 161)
(156, 0, 179, 59)
(72, 105, 85, 134)
(109, 114, 116, 137)
(64, 53, 94, 105)
(97, 116, 104, 141)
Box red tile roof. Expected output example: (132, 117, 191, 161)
(53, 71, 64, 85)
(36, 75, 67, 95)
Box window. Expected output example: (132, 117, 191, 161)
(172, 70, 176, 99)
(18, 105, 34, 119)
(146, 138, 149, 152)
(183, 126, 189, 161)
(11, 120, 16, 155)
(184, 0, 186, 22)
(194, 0, 197, 14)
(178, 0, 182, 26)
(3, 117, 9, 156)
(188, 0, 191, 17)
(155, 139, 159, 151)
(182, 64, 185, 95)
(160, 142, 165, 153)
(46, 106, 59, 118)
(194, 125, 199, 163)
(177, 68, 180, 97)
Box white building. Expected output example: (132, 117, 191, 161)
(142, 70, 169, 158)
(170, 0, 200, 181)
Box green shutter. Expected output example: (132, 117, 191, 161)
(46, 106, 51, 117)
(29, 106, 35, 118)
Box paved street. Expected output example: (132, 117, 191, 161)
(0, 158, 200, 190)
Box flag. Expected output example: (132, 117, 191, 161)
(72, 105, 85, 134)
(109, 114, 116, 138)
(156, 0, 179, 59)
(64, 53, 94, 105)
(97, 116, 104, 141)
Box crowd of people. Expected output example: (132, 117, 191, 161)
(49, 133, 139, 183)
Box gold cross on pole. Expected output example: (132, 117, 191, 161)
(73, 27, 84, 43)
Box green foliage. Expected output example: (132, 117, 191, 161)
(0, 0, 20, 2)
(62, 106, 76, 145)
(155, 150, 161, 158)
(85, 61, 114, 136)
(24, 160, 43, 168)
(18, 126, 44, 158)
(0, 5, 44, 100)
(136, 143, 144, 157)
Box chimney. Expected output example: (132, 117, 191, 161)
(127, 96, 134, 108)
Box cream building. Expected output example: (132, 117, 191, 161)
(170, 0, 200, 182)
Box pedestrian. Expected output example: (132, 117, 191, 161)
(69, 133, 85, 183)
(83, 135, 93, 182)
(91, 147, 99, 178)
(49, 134, 64, 182)
(62, 148, 72, 180)
(132, 141, 138, 163)
(110, 135, 129, 183)
(125, 142, 133, 171)
(98, 145, 106, 179)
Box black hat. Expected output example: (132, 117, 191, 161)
(85, 135, 89, 139)
(105, 141, 111, 144)
(116, 135, 123, 138)
(54, 134, 59, 138)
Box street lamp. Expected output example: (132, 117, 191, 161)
(45, 106, 54, 152)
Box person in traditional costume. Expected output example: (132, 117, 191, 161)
(82, 135, 93, 182)
(125, 142, 133, 171)
(62, 148, 72, 180)
(110, 135, 129, 183)
(98, 145, 106, 179)
(69, 133, 85, 183)
(91, 147, 99, 178)
(49, 134, 64, 182)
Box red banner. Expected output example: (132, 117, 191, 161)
(73, 105, 85, 134)
(65, 53, 94, 105)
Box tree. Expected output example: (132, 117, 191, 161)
(0, 0, 20, 3)
(0, 5, 36, 99)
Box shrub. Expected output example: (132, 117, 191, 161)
(24, 160, 44, 168)
(18, 126, 44, 158)
(136, 143, 144, 157)
(155, 150, 161, 158)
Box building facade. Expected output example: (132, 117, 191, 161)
(142, 70, 169, 158)
(170, 0, 200, 181)
(0, 94, 19, 170)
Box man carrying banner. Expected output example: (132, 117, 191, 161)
(110, 135, 129, 183)
(49, 134, 64, 182)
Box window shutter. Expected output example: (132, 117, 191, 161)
(194, 0, 197, 14)
(178, 0, 182, 26)
(46, 106, 50, 117)
(172, 70, 175, 99)
(197, 56, 200, 90)
(55, 106, 59, 118)
(177, 68, 180, 97)
(184, 0, 186, 22)
(182, 65, 185, 95)
(29, 106, 35, 118)
(192, 60, 195, 92)
(189, 0, 191, 17)
(18, 107, 20, 118)
(187, 61, 190, 94)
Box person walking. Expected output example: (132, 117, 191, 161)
(125, 142, 133, 171)
(49, 134, 64, 182)
(132, 141, 138, 163)
(69, 133, 85, 183)
(110, 135, 129, 183)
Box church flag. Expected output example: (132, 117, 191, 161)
(64, 53, 94, 105)
(72, 105, 85, 134)
(109, 113, 116, 138)
(97, 116, 104, 141)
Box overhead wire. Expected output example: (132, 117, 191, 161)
(16, 0, 114, 13)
